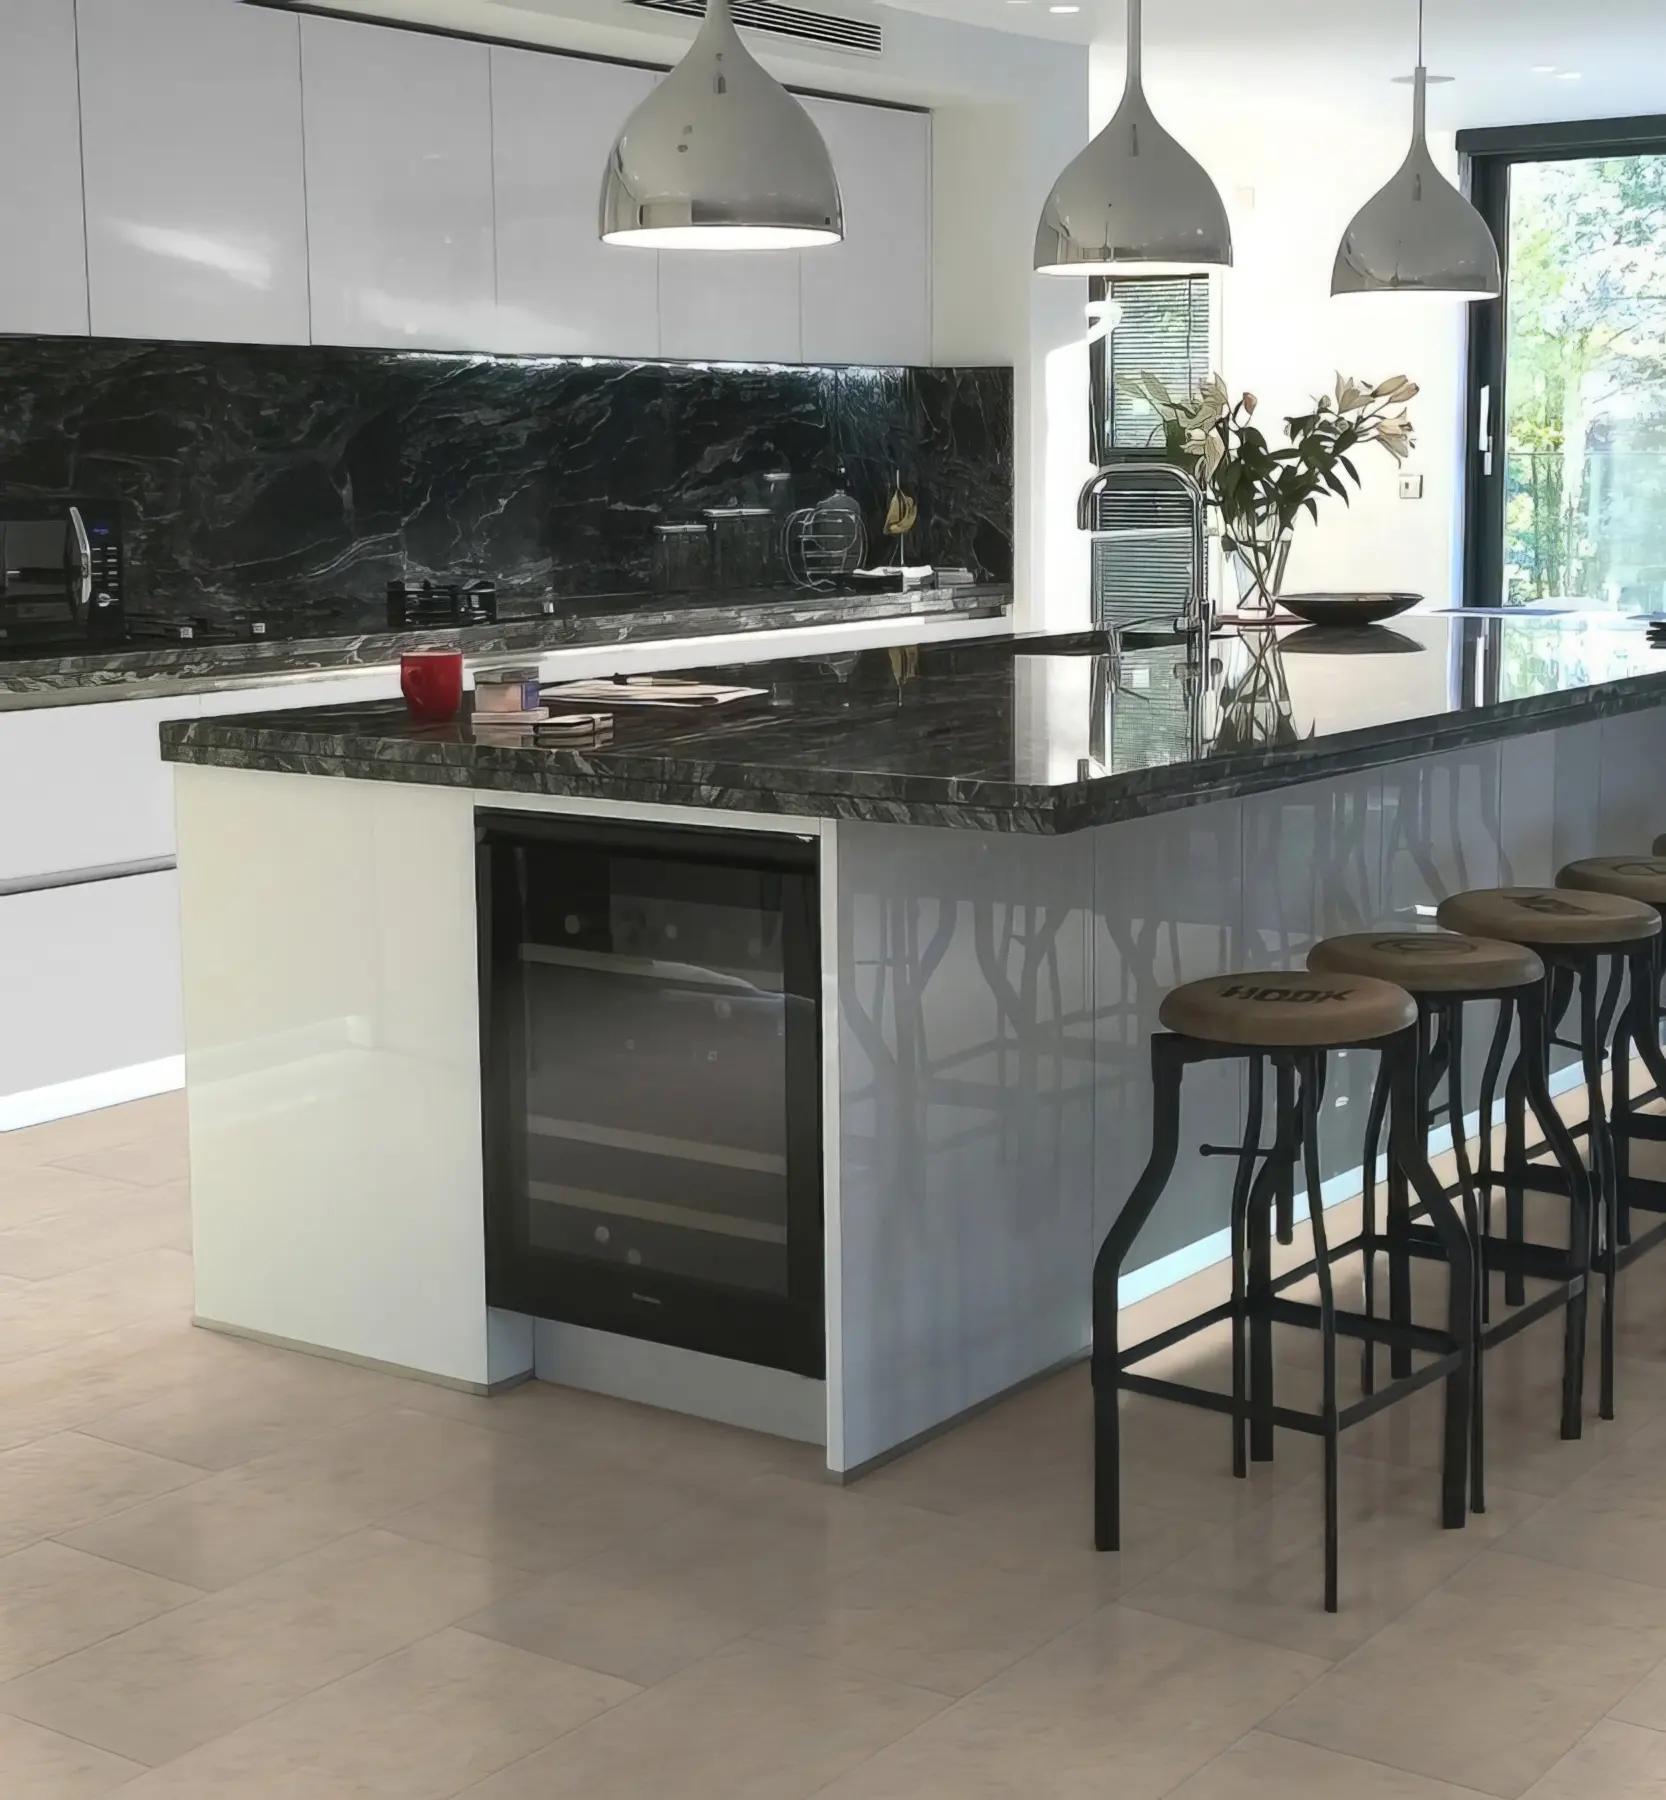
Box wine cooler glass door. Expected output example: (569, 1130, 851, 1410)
(480, 815, 822, 1377)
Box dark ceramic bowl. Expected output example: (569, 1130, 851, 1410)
(1279, 592, 1423, 628)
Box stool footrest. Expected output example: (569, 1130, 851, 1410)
(1618, 1113, 1666, 1144)
(1619, 1176, 1666, 1217)
(1116, 1372, 1325, 1438)
(1117, 1299, 1236, 1373)
(1265, 1296, 1453, 1356)
(1482, 1279, 1587, 1350)
(1401, 1221, 1577, 1284)
(1617, 1216, 1666, 1271)
(1338, 1351, 1467, 1429)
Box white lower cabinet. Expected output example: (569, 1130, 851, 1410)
(0, 873, 184, 1108)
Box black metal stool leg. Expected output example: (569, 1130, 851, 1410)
(1359, 1059, 1390, 1397)
(1298, 1050, 1342, 1613)
(1248, 1069, 1300, 1464)
(1517, 981, 1590, 1441)
(1475, 1000, 1512, 1326)
(1092, 1038, 1185, 1552)
(1275, 1060, 1296, 1247)
(1439, 998, 1487, 1515)
(1385, 1028, 1475, 1532)
(1230, 1056, 1266, 1481)
(1582, 960, 1619, 1423)
(1503, 1046, 1529, 1310)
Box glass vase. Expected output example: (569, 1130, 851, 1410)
(1226, 517, 1294, 620)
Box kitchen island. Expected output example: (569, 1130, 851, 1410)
(161, 613, 1666, 1475)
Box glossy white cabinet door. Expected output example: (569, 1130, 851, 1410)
(79, 0, 310, 345)
(0, 0, 88, 335)
(659, 245, 802, 364)
(301, 15, 495, 350)
(800, 100, 931, 367)
(491, 47, 660, 357)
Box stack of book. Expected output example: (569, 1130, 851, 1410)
(473, 665, 548, 725)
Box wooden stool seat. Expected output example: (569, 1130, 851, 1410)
(1158, 971, 1416, 1048)
(1309, 930, 1544, 995)
(1437, 887, 1661, 947)
(1558, 856, 1666, 909)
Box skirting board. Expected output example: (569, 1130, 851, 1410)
(533, 1318, 826, 1445)
(193, 1315, 535, 1397)
(0, 1054, 184, 1133)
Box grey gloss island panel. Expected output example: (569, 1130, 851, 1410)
(0, 336, 1013, 637)
(159, 613, 1666, 834)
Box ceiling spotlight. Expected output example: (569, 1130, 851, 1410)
(1530, 64, 1556, 73)
(1049, 5, 1081, 12)
(1557, 70, 1583, 80)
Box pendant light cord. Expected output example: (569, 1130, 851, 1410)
(1417, 0, 1425, 67)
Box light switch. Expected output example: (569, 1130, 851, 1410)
(1399, 474, 1425, 500)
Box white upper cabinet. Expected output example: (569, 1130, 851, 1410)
(800, 99, 931, 367)
(0, 0, 88, 336)
(78, 0, 310, 345)
(301, 15, 496, 350)
(491, 48, 660, 358)
(659, 251, 802, 365)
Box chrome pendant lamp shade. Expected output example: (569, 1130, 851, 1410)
(1332, 6, 1500, 298)
(1034, 0, 1232, 277)
(599, 0, 842, 250)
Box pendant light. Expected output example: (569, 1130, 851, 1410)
(599, 0, 842, 251)
(1331, 0, 1500, 299)
(1034, 0, 1232, 277)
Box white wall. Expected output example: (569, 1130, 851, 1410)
(1093, 48, 1472, 607)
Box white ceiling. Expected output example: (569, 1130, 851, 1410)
(286, 0, 1666, 130)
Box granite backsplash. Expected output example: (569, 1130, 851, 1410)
(0, 335, 1013, 639)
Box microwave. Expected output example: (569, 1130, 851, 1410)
(0, 499, 126, 649)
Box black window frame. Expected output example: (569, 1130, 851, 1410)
(1460, 114, 1666, 609)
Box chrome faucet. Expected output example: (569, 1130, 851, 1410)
(1078, 460, 1210, 641)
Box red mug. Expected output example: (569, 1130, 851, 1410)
(400, 649, 464, 724)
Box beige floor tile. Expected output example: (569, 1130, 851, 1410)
(1163, 1731, 1491, 1799)
(749, 1517, 1109, 1698)
(0, 1319, 263, 1454)
(1124, 1455, 1545, 1659)
(0, 1159, 156, 1233)
(811, 1604, 1326, 1800)
(0, 1526, 525, 1767)
(0, 1429, 201, 1556)
(79, 1349, 412, 1472)
(59, 1463, 375, 1591)
(0, 1095, 180, 1173)
(55, 1135, 191, 1191)
(113, 1627, 637, 1799)
(0, 1182, 192, 1282)
(461, 1555, 758, 1687)
(0, 1540, 199, 1681)
(0, 1711, 144, 1797)
(460, 1638, 948, 1800)
(234, 1405, 534, 1516)
(0, 1249, 194, 1365)
(1498, 1436, 1666, 1589)
(1520, 1719, 1666, 1797)
(1268, 1550, 1666, 1796)
(1609, 1650, 1666, 1733)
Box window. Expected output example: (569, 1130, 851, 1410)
(1462, 118, 1666, 612)
(1089, 276, 1212, 465)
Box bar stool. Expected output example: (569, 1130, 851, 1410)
(1307, 930, 1587, 1512)
(1436, 886, 1661, 1423)
(1094, 970, 1475, 1614)
(1558, 857, 1666, 1300)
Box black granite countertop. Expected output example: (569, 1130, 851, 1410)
(0, 584, 1009, 712)
(159, 613, 1666, 834)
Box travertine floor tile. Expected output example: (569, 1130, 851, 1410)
(113, 1627, 637, 1798)
(1521, 1718, 1666, 1797)
(1498, 1437, 1666, 1589)
(55, 1134, 190, 1190)
(1163, 1731, 1489, 1798)
(0, 1539, 199, 1681)
(0, 1429, 200, 1556)
(1124, 1456, 1545, 1659)
(0, 1249, 194, 1365)
(750, 1516, 1105, 1697)
(0, 1711, 144, 1797)
(458, 1638, 947, 1800)
(0, 1182, 191, 1281)
(810, 1604, 1325, 1800)
(1269, 1551, 1666, 1795)
(1, 1527, 524, 1767)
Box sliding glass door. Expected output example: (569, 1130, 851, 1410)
(1464, 120, 1666, 612)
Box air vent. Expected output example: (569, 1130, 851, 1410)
(627, 0, 882, 56)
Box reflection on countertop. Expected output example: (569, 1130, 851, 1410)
(159, 612, 1666, 833)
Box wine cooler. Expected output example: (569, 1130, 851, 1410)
(476, 812, 824, 1377)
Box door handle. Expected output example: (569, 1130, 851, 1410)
(67, 505, 93, 617)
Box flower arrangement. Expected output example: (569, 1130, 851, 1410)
(1120, 371, 1419, 614)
